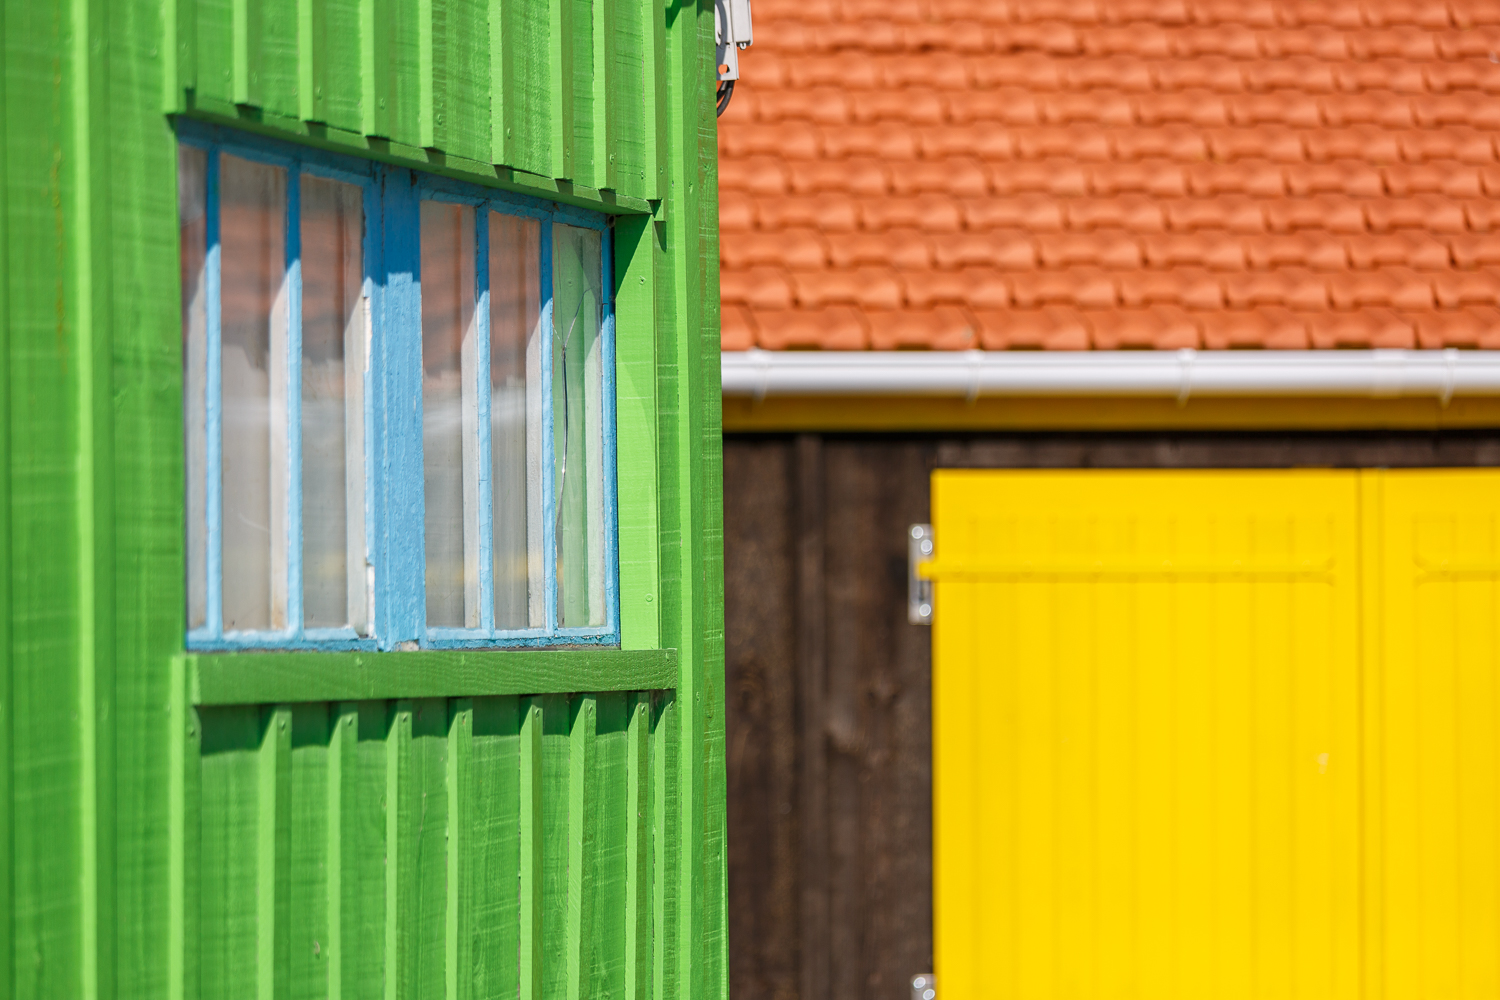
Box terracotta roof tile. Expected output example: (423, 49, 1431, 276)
(975, 306, 1091, 349)
(867, 306, 979, 349)
(1415, 306, 1500, 347)
(721, 0, 1500, 350)
(1307, 307, 1416, 347)
(755, 306, 870, 350)
(793, 267, 905, 309)
(833, 227, 935, 269)
(1088, 305, 1201, 348)
(1203, 307, 1310, 348)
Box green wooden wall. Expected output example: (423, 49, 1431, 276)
(164, 0, 668, 210)
(0, 0, 724, 996)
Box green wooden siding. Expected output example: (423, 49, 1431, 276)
(173, 683, 676, 1000)
(0, 0, 723, 995)
(165, 0, 667, 207)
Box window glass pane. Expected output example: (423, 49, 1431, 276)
(219, 153, 289, 632)
(551, 223, 606, 628)
(301, 174, 369, 632)
(489, 213, 542, 630)
(421, 201, 481, 628)
(180, 145, 209, 631)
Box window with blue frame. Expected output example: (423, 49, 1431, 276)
(177, 126, 618, 650)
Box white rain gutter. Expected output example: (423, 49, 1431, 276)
(721, 349, 1500, 405)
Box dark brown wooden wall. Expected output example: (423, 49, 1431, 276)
(722, 430, 1500, 1000)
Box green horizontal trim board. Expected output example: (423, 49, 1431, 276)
(178, 97, 655, 215)
(183, 649, 677, 705)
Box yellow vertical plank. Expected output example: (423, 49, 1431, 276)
(931, 471, 1362, 1000)
(1377, 470, 1500, 1000)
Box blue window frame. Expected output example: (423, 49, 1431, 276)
(177, 122, 619, 651)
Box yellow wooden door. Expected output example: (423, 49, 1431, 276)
(932, 468, 1500, 1000)
(1366, 470, 1500, 1000)
(931, 471, 1363, 1000)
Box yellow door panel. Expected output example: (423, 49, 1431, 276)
(1368, 470, 1500, 1000)
(931, 471, 1363, 1000)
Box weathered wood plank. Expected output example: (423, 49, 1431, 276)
(625, 697, 653, 1000)
(722, 440, 800, 1000)
(567, 695, 598, 1000)
(259, 705, 293, 1000)
(472, 696, 523, 998)
(520, 699, 546, 1000)
(316, 0, 362, 130)
(589, 693, 630, 1000)
(795, 435, 831, 1000)
(186, 648, 677, 704)
(491, 0, 553, 177)
(447, 700, 474, 1000)
(540, 694, 572, 1000)
(198, 706, 264, 999)
(288, 703, 330, 1000)
(615, 215, 662, 651)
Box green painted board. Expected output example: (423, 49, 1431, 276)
(2, 0, 721, 994)
(185, 648, 677, 705)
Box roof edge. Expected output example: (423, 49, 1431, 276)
(722, 349, 1500, 403)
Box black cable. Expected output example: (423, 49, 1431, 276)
(717, 78, 735, 118)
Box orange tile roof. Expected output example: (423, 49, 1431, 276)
(718, 0, 1500, 350)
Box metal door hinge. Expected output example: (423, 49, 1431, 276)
(912, 974, 936, 1000)
(909, 524, 933, 624)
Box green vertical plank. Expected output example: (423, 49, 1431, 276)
(385, 701, 410, 1000)
(359, 0, 389, 137)
(650, 695, 678, 1000)
(443, 0, 488, 163)
(657, 0, 727, 992)
(614, 214, 660, 651)
(290, 704, 331, 1000)
(591, 0, 614, 192)
(491, 0, 552, 177)
(624, 698, 651, 1000)
(261, 705, 293, 1000)
(232, 0, 258, 104)
(0, 5, 12, 984)
(0, 8, 10, 989)
(567, 0, 595, 185)
(605, 0, 647, 197)
(75, 0, 119, 995)
(327, 704, 353, 1000)
(548, 0, 573, 180)
(566, 696, 597, 1000)
(169, 659, 201, 1000)
(519, 699, 545, 1000)
(472, 696, 522, 999)
(540, 694, 571, 1000)
(199, 706, 264, 1000)
(642, 0, 667, 201)
(362, 0, 419, 143)
(7, 1, 93, 992)
(297, 0, 324, 121)
(254, 0, 300, 118)
(418, 0, 446, 150)
(163, 0, 198, 110)
(318, 0, 362, 131)
(388, 699, 448, 1000)
(589, 694, 629, 1000)
(389, 0, 422, 148)
(446, 700, 473, 1000)
(112, 0, 181, 990)
(197, 0, 235, 102)
(347, 701, 389, 999)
